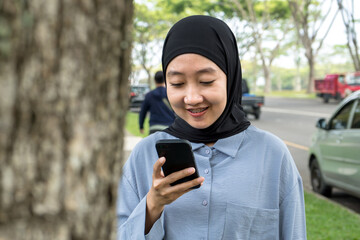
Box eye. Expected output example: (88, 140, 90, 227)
(200, 80, 215, 85)
(170, 82, 184, 87)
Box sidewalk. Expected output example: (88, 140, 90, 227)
(124, 130, 142, 151)
(123, 130, 142, 159)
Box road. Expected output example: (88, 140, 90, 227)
(250, 97, 360, 214)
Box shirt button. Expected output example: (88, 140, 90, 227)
(204, 169, 209, 174)
(202, 200, 208, 206)
(205, 149, 210, 154)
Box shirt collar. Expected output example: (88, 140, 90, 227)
(190, 142, 204, 151)
(190, 131, 245, 158)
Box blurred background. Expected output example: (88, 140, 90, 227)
(131, 0, 359, 94)
(1, 0, 359, 239)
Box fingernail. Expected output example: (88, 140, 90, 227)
(159, 157, 165, 163)
(187, 167, 195, 173)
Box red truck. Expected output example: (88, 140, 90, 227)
(314, 72, 360, 103)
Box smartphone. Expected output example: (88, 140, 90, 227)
(155, 139, 201, 189)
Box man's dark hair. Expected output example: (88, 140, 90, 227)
(154, 71, 164, 84)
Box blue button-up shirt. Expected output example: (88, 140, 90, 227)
(117, 125, 306, 239)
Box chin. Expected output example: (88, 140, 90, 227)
(189, 122, 211, 129)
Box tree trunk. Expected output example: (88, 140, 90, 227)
(262, 62, 272, 93)
(347, 41, 360, 71)
(294, 43, 302, 91)
(0, 0, 133, 239)
(294, 75, 302, 92)
(307, 55, 315, 93)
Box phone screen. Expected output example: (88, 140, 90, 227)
(156, 139, 200, 188)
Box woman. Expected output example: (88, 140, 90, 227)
(117, 15, 306, 240)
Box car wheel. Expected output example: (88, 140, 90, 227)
(323, 94, 330, 103)
(310, 158, 332, 197)
(254, 108, 260, 119)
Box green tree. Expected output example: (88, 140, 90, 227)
(132, 2, 173, 86)
(155, 0, 292, 93)
(288, 0, 339, 93)
(227, 0, 292, 93)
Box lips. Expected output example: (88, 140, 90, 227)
(187, 107, 208, 117)
(188, 108, 207, 113)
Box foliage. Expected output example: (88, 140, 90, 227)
(132, 0, 357, 92)
(156, 0, 221, 16)
(272, 65, 303, 90)
(223, 0, 293, 92)
(252, 0, 291, 20)
(287, 0, 340, 93)
(132, 2, 174, 85)
(134, 3, 171, 41)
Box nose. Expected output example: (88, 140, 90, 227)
(184, 88, 203, 105)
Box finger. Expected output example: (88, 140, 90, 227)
(163, 167, 196, 186)
(171, 176, 205, 194)
(153, 157, 166, 179)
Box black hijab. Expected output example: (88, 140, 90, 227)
(162, 15, 250, 143)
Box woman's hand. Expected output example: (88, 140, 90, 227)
(145, 157, 204, 233)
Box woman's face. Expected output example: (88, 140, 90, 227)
(166, 53, 227, 129)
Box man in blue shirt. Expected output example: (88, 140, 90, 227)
(139, 71, 175, 135)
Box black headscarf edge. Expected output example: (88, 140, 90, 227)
(162, 15, 250, 143)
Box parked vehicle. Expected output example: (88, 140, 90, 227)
(314, 72, 360, 103)
(308, 90, 360, 198)
(241, 79, 264, 119)
(129, 84, 150, 108)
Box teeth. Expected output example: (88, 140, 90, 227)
(189, 108, 207, 113)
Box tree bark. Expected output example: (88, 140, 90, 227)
(0, 0, 133, 239)
(307, 55, 315, 93)
(261, 58, 272, 93)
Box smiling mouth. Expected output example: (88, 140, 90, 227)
(188, 107, 208, 114)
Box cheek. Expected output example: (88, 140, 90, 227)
(167, 89, 183, 108)
(218, 90, 227, 112)
(212, 85, 227, 106)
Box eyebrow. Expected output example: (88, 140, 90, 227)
(197, 67, 216, 74)
(167, 70, 184, 77)
(167, 67, 216, 77)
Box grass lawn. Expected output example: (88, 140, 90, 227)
(255, 90, 317, 99)
(125, 111, 149, 137)
(125, 111, 360, 239)
(305, 191, 360, 240)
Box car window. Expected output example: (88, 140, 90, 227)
(350, 100, 360, 129)
(338, 75, 345, 84)
(329, 101, 355, 130)
(346, 74, 360, 85)
(131, 86, 150, 95)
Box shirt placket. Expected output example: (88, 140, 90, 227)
(196, 146, 213, 240)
